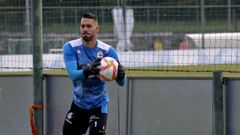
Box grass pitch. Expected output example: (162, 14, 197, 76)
(1, 64, 240, 78)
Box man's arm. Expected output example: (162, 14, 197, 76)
(63, 43, 85, 81)
(63, 43, 101, 81)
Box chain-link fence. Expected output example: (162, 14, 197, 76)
(1, 0, 240, 72)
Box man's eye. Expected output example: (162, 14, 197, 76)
(81, 25, 92, 28)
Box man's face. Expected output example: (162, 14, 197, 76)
(80, 18, 99, 42)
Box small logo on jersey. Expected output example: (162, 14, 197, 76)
(97, 51, 103, 58)
(77, 50, 81, 54)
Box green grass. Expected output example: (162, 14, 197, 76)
(1, 64, 240, 78)
(43, 23, 114, 33)
(43, 21, 240, 33)
(133, 22, 230, 32)
(129, 64, 240, 72)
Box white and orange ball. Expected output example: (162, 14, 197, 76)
(98, 57, 118, 81)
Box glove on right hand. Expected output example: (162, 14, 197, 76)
(82, 58, 102, 78)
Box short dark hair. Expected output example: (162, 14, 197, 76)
(82, 12, 97, 21)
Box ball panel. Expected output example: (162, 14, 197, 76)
(98, 57, 118, 81)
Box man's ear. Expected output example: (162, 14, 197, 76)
(96, 25, 100, 33)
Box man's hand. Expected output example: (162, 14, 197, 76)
(117, 64, 125, 80)
(82, 58, 102, 78)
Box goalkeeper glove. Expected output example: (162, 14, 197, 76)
(82, 58, 101, 78)
(117, 64, 125, 80)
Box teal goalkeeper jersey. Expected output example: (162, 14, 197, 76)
(63, 38, 125, 113)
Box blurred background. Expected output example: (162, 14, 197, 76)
(1, 0, 240, 52)
(1, 1, 240, 135)
(1, 0, 240, 72)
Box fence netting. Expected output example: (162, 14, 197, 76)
(1, 0, 240, 72)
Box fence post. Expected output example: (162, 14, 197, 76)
(212, 71, 225, 135)
(32, 0, 43, 135)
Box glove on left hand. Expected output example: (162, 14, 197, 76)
(117, 64, 125, 80)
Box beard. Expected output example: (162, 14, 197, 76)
(82, 34, 93, 42)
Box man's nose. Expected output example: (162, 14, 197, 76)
(82, 26, 88, 31)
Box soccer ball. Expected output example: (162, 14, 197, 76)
(98, 57, 118, 81)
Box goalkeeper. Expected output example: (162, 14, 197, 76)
(62, 12, 126, 135)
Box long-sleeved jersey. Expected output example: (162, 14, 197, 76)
(63, 38, 125, 113)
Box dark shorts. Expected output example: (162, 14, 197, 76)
(62, 102, 107, 135)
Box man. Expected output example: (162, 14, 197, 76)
(62, 12, 125, 135)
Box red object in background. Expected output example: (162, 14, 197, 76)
(179, 40, 189, 50)
(29, 105, 44, 135)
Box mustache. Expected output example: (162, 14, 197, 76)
(82, 32, 90, 35)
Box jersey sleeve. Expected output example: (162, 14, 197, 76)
(107, 47, 119, 62)
(63, 42, 86, 81)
